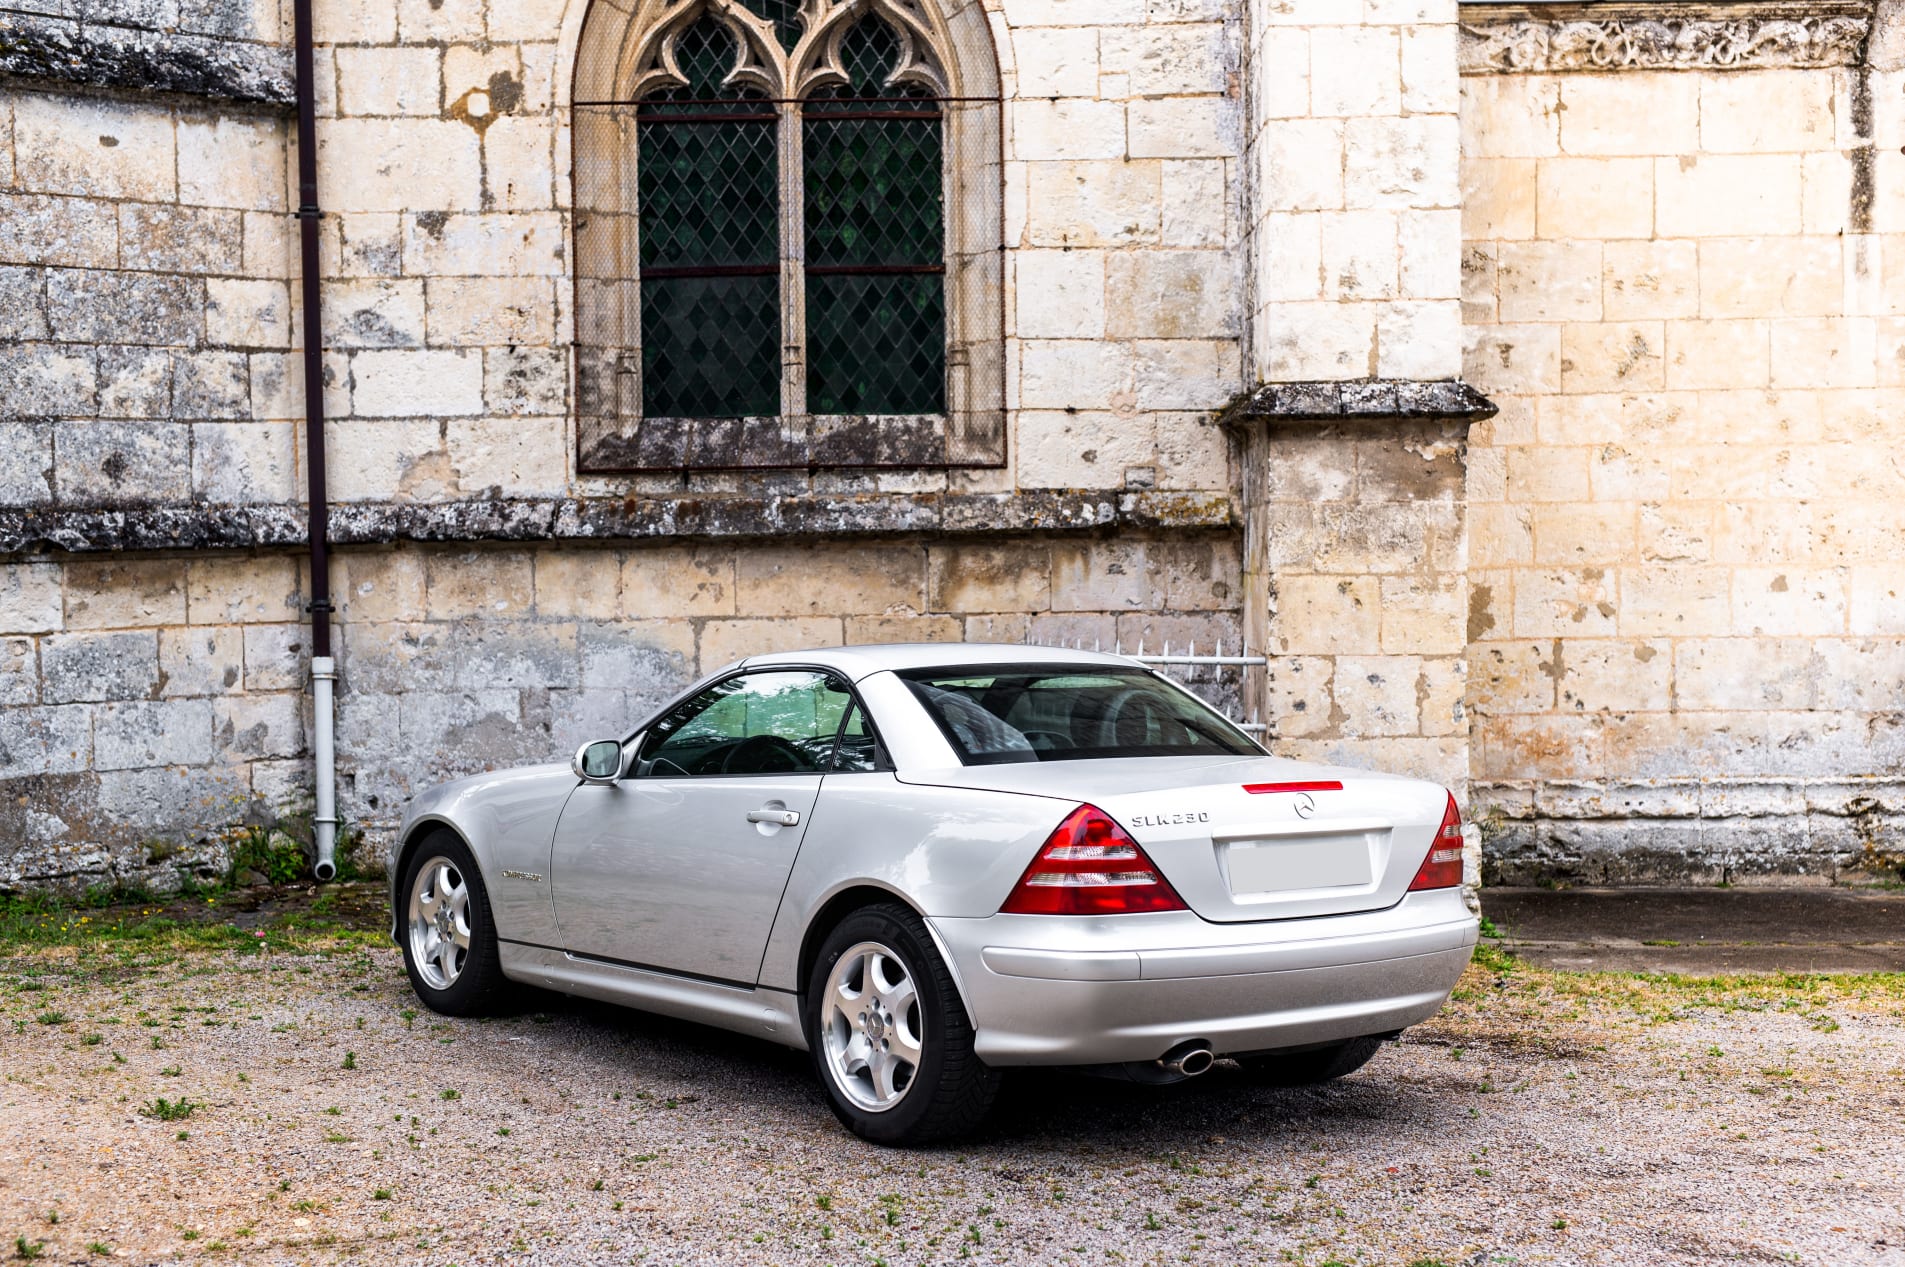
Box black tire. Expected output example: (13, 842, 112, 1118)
(804, 903, 999, 1146)
(1240, 1035, 1387, 1087)
(399, 831, 512, 1017)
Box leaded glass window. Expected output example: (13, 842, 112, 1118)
(572, 0, 1003, 473)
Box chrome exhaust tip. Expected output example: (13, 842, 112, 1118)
(1156, 1041, 1215, 1078)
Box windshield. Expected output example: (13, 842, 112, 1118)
(896, 665, 1261, 765)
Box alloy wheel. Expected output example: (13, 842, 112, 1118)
(820, 940, 924, 1113)
(407, 855, 472, 991)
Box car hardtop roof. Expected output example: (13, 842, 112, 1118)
(740, 642, 1141, 680)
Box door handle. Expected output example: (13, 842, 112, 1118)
(747, 808, 801, 827)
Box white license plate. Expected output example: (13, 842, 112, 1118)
(1226, 834, 1372, 895)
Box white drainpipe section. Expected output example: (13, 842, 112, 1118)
(312, 656, 338, 881)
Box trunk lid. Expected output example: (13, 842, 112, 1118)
(898, 755, 1449, 922)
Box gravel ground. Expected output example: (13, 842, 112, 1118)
(3, 892, 1904, 1266)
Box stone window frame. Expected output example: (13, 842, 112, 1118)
(571, 0, 1005, 473)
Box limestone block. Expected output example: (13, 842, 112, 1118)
(1534, 157, 1653, 241)
(43, 630, 159, 703)
(1656, 155, 1803, 238)
(397, 0, 483, 42)
(1153, 410, 1230, 490)
(172, 351, 251, 418)
(1716, 499, 1813, 565)
(530, 550, 620, 621)
(12, 94, 177, 201)
(962, 613, 1030, 643)
(1019, 340, 1128, 409)
(699, 617, 844, 669)
(447, 622, 578, 691)
(1474, 713, 1603, 780)
(1252, 0, 1361, 26)
(1732, 567, 1848, 637)
(482, 116, 558, 212)
(1800, 152, 1852, 236)
(324, 278, 427, 348)
(1258, 655, 1332, 737)
(737, 546, 924, 618)
(1399, 24, 1457, 115)
(242, 623, 305, 691)
(1128, 96, 1238, 159)
(1558, 74, 1697, 156)
(1586, 443, 1670, 502)
(1101, 23, 1230, 97)
(1379, 573, 1464, 656)
(350, 349, 484, 416)
(1016, 411, 1155, 489)
(0, 564, 62, 635)
(484, 347, 568, 416)
(1, 345, 97, 418)
(340, 621, 454, 693)
(0, 704, 93, 778)
(179, 116, 286, 211)
(118, 204, 243, 275)
(1468, 500, 1529, 564)
(1256, 118, 1343, 213)
(1460, 157, 1534, 240)
(193, 421, 297, 504)
(1499, 240, 1604, 323)
(1770, 317, 1878, 391)
(1107, 250, 1237, 338)
(1511, 567, 1617, 638)
(1159, 160, 1229, 249)
(216, 693, 305, 760)
(186, 556, 301, 624)
(1619, 564, 1732, 637)
(206, 278, 292, 349)
(1133, 338, 1239, 410)
(1050, 539, 1155, 612)
(1665, 319, 1770, 391)
(548, 688, 636, 755)
(1602, 240, 1698, 321)
(0, 638, 36, 706)
(926, 543, 1053, 613)
(489, 0, 567, 42)
(1559, 321, 1663, 393)
(55, 421, 191, 504)
(1467, 640, 1554, 716)
(1024, 160, 1161, 247)
(335, 46, 442, 116)
(577, 619, 693, 693)
(47, 270, 202, 347)
(1700, 70, 1834, 154)
(0, 423, 53, 506)
(445, 418, 567, 497)
(622, 546, 734, 619)
(1254, 213, 1322, 303)
(1260, 301, 1374, 380)
(1309, 28, 1399, 119)
(1398, 208, 1459, 300)
(0, 193, 118, 269)
(1531, 501, 1636, 567)
(320, 119, 483, 214)
(1674, 636, 1815, 711)
(845, 615, 965, 645)
(1504, 445, 1587, 502)
(1343, 116, 1459, 210)
(1271, 574, 1381, 654)
(1698, 237, 1842, 319)
(96, 346, 173, 419)
(402, 212, 565, 276)
(62, 559, 185, 630)
(325, 419, 448, 501)
(243, 209, 293, 279)
(1319, 210, 1397, 301)
(1332, 654, 1420, 737)
(1813, 638, 1905, 710)
(1015, 249, 1106, 339)
(1375, 300, 1460, 379)
(1459, 76, 1560, 160)
(1153, 536, 1241, 610)
(1013, 99, 1127, 161)
(397, 691, 539, 773)
(338, 213, 404, 277)
(1850, 566, 1905, 635)
(1250, 28, 1310, 120)
(1013, 26, 1100, 97)
(425, 549, 533, 619)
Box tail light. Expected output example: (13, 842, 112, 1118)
(1001, 805, 1188, 916)
(1408, 792, 1466, 891)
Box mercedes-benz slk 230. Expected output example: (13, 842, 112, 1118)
(391, 644, 1478, 1144)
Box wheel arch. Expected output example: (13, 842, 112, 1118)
(794, 883, 980, 1035)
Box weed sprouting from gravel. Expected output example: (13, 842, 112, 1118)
(140, 1097, 196, 1122)
(343, 1051, 357, 1069)
(34, 1011, 66, 1026)
(14, 1236, 46, 1260)
(440, 1089, 460, 1101)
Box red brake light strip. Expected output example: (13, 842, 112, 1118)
(1242, 780, 1344, 795)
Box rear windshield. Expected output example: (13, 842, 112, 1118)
(896, 665, 1261, 765)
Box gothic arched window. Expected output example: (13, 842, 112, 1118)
(572, 0, 1003, 472)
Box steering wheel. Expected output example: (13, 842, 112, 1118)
(720, 734, 816, 775)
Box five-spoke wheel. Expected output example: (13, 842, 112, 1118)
(407, 855, 472, 990)
(399, 831, 508, 1017)
(820, 941, 924, 1113)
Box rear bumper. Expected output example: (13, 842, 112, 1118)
(928, 888, 1478, 1066)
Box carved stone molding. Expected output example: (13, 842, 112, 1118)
(1459, 2, 1872, 74)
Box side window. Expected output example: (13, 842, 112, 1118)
(831, 703, 882, 773)
(638, 671, 854, 777)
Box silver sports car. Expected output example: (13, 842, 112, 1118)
(390, 644, 1478, 1144)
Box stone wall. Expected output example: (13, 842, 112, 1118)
(1459, 8, 1905, 882)
(0, 534, 1243, 893)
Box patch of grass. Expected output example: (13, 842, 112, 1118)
(439, 1089, 459, 1101)
(14, 1237, 45, 1261)
(373, 1189, 392, 1201)
(140, 1097, 196, 1122)
(34, 1011, 67, 1026)
(342, 1051, 357, 1070)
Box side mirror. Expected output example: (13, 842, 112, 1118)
(572, 739, 628, 785)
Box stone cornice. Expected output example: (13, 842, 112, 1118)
(1458, 1, 1872, 74)
(1217, 379, 1498, 428)
(0, 8, 293, 108)
(0, 490, 1237, 556)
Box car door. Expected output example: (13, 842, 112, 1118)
(549, 669, 854, 984)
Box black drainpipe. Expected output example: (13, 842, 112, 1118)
(293, 0, 339, 881)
